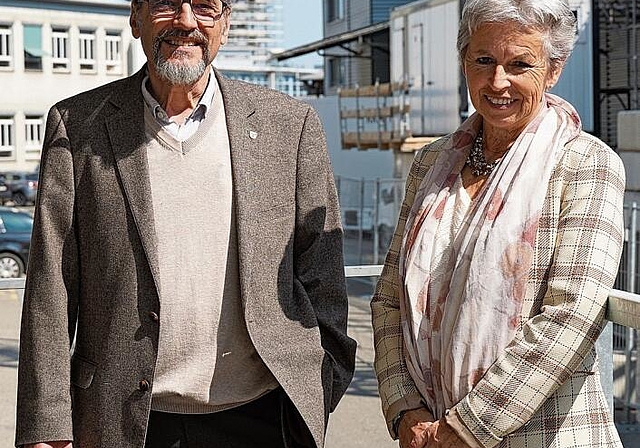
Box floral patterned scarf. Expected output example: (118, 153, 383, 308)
(399, 93, 581, 418)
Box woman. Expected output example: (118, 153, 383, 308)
(371, 0, 626, 447)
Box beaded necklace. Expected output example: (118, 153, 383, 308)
(465, 129, 500, 177)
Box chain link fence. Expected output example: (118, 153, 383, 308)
(336, 176, 405, 266)
(613, 203, 640, 425)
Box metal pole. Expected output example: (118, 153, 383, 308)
(627, 203, 638, 422)
(597, 323, 614, 417)
(373, 178, 380, 264)
(633, 0, 639, 109)
(631, 203, 638, 294)
(357, 177, 365, 264)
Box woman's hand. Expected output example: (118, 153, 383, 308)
(398, 409, 472, 448)
(426, 418, 471, 447)
(398, 408, 437, 448)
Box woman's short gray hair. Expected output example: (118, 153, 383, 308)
(457, 0, 577, 71)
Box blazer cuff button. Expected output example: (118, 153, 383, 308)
(139, 379, 150, 392)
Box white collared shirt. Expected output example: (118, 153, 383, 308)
(141, 70, 216, 142)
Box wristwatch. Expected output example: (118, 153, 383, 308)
(392, 410, 408, 435)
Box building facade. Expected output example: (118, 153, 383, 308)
(216, 0, 322, 97)
(0, 0, 143, 172)
(1, 0, 320, 172)
(323, 0, 416, 93)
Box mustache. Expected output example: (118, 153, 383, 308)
(155, 29, 208, 46)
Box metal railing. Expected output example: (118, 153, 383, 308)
(6, 268, 640, 425)
(342, 265, 640, 426)
(5, 268, 640, 332)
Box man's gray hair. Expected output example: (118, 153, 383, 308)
(457, 0, 577, 71)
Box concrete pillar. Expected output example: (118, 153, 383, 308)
(597, 323, 615, 416)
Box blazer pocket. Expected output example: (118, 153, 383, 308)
(71, 355, 98, 389)
(322, 351, 337, 412)
(257, 202, 292, 222)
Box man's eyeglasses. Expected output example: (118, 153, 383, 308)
(140, 0, 229, 27)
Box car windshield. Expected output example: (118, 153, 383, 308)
(0, 211, 33, 232)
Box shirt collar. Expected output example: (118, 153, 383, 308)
(141, 70, 216, 124)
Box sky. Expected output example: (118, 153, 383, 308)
(280, 0, 323, 68)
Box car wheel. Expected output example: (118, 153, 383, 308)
(0, 252, 24, 278)
(12, 192, 27, 206)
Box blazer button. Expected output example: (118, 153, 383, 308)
(148, 311, 159, 322)
(139, 379, 150, 392)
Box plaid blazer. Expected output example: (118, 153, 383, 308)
(371, 131, 625, 448)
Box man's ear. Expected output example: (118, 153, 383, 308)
(130, 5, 141, 39)
(219, 12, 231, 45)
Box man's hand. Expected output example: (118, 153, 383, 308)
(398, 408, 436, 448)
(22, 442, 72, 448)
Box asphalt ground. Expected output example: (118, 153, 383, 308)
(0, 288, 21, 448)
(0, 281, 397, 448)
(4, 280, 640, 447)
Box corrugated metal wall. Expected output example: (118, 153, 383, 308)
(350, 0, 372, 28)
(323, 0, 420, 91)
(371, 0, 417, 23)
(551, 0, 595, 132)
(597, 0, 640, 148)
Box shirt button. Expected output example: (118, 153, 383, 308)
(139, 379, 150, 392)
(148, 311, 159, 322)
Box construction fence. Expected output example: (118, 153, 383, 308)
(338, 177, 640, 425)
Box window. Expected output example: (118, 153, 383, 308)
(328, 58, 346, 88)
(79, 30, 96, 72)
(0, 210, 33, 233)
(0, 24, 12, 69)
(276, 74, 300, 97)
(23, 24, 42, 71)
(0, 117, 15, 159)
(52, 27, 70, 71)
(105, 30, 122, 74)
(24, 115, 44, 160)
(327, 0, 344, 22)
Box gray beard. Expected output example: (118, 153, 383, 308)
(152, 37, 210, 85)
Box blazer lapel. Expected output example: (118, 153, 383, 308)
(106, 69, 161, 292)
(216, 71, 258, 303)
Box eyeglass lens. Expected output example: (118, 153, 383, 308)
(148, 0, 225, 20)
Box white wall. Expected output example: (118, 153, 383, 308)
(304, 96, 396, 179)
(390, 0, 460, 136)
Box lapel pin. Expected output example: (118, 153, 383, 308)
(249, 130, 258, 139)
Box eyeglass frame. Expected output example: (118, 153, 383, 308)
(136, 0, 230, 26)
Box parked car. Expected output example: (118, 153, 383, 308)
(0, 180, 12, 205)
(0, 171, 39, 206)
(0, 206, 33, 278)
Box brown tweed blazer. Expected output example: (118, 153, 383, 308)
(371, 131, 625, 447)
(16, 67, 356, 448)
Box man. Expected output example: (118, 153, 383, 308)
(15, 1, 356, 447)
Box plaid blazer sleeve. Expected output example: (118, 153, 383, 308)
(451, 134, 626, 447)
(370, 138, 448, 436)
